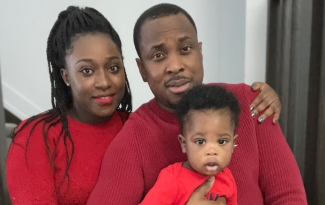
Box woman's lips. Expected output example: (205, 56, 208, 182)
(94, 95, 115, 104)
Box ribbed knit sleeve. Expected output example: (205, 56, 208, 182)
(6, 121, 59, 205)
(243, 85, 307, 205)
(86, 115, 145, 205)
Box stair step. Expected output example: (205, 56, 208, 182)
(5, 123, 16, 150)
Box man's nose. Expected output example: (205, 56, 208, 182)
(166, 53, 185, 74)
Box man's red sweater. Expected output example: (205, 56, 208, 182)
(87, 83, 307, 205)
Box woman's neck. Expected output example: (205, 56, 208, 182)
(67, 107, 113, 125)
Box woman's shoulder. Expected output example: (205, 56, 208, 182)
(13, 109, 62, 143)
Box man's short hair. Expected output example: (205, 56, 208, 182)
(133, 3, 197, 57)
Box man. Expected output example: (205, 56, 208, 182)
(87, 3, 307, 205)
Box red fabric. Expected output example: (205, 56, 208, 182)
(6, 111, 126, 205)
(139, 163, 237, 205)
(87, 83, 307, 205)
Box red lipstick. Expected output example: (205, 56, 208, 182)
(94, 95, 114, 105)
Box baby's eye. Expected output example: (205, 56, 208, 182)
(195, 139, 205, 145)
(218, 139, 227, 145)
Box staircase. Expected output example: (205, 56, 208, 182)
(1, 71, 13, 204)
(5, 123, 15, 150)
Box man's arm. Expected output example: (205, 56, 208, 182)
(245, 85, 307, 204)
(86, 119, 144, 205)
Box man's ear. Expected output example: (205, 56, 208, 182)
(136, 58, 147, 82)
(178, 134, 187, 154)
(60, 68, 70, 86)
(232, 134, 238, 153)
(199, 42, 203, 59)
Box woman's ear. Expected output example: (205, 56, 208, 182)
(60, 68, 70, 86)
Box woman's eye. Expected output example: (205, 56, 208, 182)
(81, 68, 93, 75)
(182, 46, 192, 52)
(195, 139, 205, 145)
(218, 140, 227, 145)
(109, 66, 119, 72)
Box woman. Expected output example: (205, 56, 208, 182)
(6, 6, 131, 204)
(6, 5, 280, 205)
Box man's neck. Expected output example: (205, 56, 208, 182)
(156, 99, 176, 114)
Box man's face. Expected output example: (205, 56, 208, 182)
(136, 14, 204, 112)
(178, 109, 237, 176)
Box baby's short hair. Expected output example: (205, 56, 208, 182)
(175, 85, 241, 132)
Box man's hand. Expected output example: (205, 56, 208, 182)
(250, 82, 281, 124)
(186, 176, 226, 205)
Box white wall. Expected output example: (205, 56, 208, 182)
(0, 0, 267, 120)
(215, 0, 246, 83)
(244, 0, 268, 85)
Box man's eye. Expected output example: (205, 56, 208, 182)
(81, 68, 93, 74)
(182, 46, 192, 52)
(218, 140, 227, 145)
(195, 139, 205, 145)
(153, 52, 164, 59)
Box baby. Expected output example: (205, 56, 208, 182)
(139, 85, 240, 205)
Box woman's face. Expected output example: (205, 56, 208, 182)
(61, 33, 126, 124)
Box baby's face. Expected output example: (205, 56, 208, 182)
(179, 109, 237, 176)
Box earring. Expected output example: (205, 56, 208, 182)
(66, 83, 70, 87)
